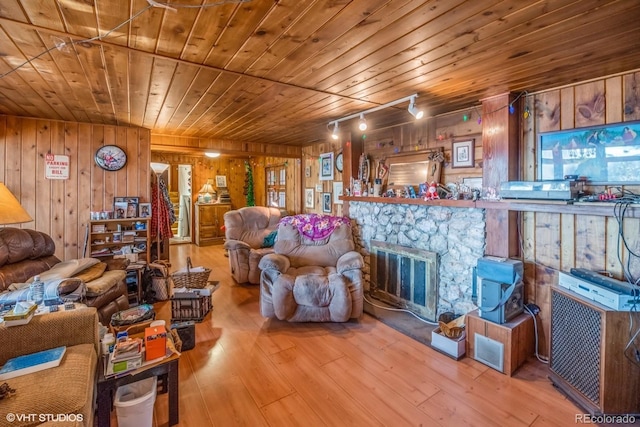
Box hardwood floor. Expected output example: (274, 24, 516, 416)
(135, 244, 590, 426)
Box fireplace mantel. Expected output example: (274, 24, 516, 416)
(343, 197, 640, 218)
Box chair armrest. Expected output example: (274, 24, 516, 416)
(337, 251, 364, 274)
(0, 307, 99, 365)
(224, 239, 251, 251)
(258, 253, 290, 273)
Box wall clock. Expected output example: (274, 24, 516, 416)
(95, 145, 127, 171)
(335, 152, 343, 173)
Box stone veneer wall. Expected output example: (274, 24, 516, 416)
(348, 202, 486, 316)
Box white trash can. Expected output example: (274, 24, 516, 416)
(114, 376, 157, 427)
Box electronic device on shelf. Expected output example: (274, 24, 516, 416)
(558, 270, 640, 311)
(499, 179, 582, 200)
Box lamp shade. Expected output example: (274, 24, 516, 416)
(150, 162, 169, 175)
(0, 183, 32, 225)
(198, 179, 215, 194)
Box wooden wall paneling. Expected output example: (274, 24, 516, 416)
(574, 81, 605, 128)
(50, 121, 65, 259)
(559, 87, 574, 130)
(64, 123, 79, 259)
(4, 116, 23, 222)
(574, 215, 606, 271)
(559, 214, 575, 274)
(77, 124, 92, 257)
(623, 72, 640, 121)
(125, 128, 139, 200)
(605, 216, 623, 279)
(102, 126, 117, 209)
(605, 76, 623, 124)
(522, 97, 535, 181)
(622, 217, 640, 280)
(34, 119, 50, 235)
(91, 125, 105, 210)
(534, 91, 560, 133)
(522, 211, 536, 304)
(18, 118, 36, 227)
(115, 126, 127, 198)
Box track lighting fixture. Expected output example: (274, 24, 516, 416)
(358, 113, 367, 131)
(331, 122, 339, 140)
(327, 93, 423, 137)
(408, 96, 424, 119)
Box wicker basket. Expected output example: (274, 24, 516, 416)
(171, 257, 211, 289)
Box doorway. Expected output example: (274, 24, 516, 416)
(170, 164, 192, 244)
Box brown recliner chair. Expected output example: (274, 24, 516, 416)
(224, 206, 281, 284)
(258, 215, 364, 322)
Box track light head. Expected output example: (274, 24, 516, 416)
(331, 122, 339, 140)
(408, 96, 424, 119)
(358, 113, 367, 131)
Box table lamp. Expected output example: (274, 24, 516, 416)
(0, 183, 33, 225)
(198, 179, 216, 203)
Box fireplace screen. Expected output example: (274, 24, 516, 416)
(369, 240, 438, 322)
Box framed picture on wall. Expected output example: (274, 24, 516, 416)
(322, 193, 332, 213)
(332, 181, 343, 204)
(216, 175, 227, 188)
(319, 152, 334, 181)
(305, 188, 314, 208)
(452, 139, 474, 168)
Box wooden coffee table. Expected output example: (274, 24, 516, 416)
(95, 351, 179, 426)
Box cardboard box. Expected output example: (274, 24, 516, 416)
(431, 327, 466, 359)
(144, 326, 167, 361)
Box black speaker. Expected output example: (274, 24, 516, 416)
(549, 287, 640, 415)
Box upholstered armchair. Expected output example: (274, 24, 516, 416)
(258, 214, 364, 322)
(224, 206, 281, 284)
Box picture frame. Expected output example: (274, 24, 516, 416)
(462, 177, 483, 191)
(305, 188, 314, 209)
(332, 181, 343, 204)
(319, 152, 334, 181)
(126, 202, 138, 218)
(322, 193, 332, 213)
(537, 120, 640, 184)
(452, 139, 475, 168)
(114, 202, 128, 219)
(139, 203, 152, 218)
(216, 175, 227, 188)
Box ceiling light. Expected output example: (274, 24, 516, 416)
(205, 152, 220, 158)
(331, 122, 339, 140)
(408, 96, 424, 119)
(358, 113, 367, 131)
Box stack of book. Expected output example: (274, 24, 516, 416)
(106, 338, 143, 377)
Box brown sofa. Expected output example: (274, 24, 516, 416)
(224, 206, 281, 284)
(0, 307, 99, 427)
(0, 228, 129, 325)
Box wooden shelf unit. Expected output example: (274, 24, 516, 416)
(89, 218, 150, 263)
(194, 203, 231, 246)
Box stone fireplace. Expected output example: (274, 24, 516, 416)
(348, 201, 486, 318)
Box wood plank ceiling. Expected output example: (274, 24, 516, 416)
(0, 0, 639, 148)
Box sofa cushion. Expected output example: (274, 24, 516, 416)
(73, 262, 107, 283)
(32, 258, 100, 283)
(85, 270, 126, 297)
(3, 343, 96, 427)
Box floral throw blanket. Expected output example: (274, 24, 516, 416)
(279, 214, 350, 241)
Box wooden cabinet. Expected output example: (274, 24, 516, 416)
(195, 203, 231, 246)
(89, 218, 150, 263)
(466, 309, 534, 376)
